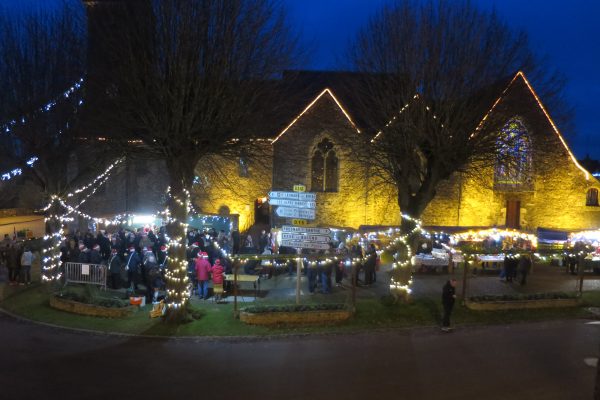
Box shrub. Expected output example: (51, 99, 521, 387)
(469, 292, 576, 302)
(242, 304, 346, 314)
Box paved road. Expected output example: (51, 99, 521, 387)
(0, 315, 598, 400)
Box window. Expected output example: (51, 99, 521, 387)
(586, 188, 599, 206)
(494, 118, 532, 190)
(311, 138, 338, 192)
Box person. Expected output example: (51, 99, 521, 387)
(89, 244, 103, 265)
(307, 261, 318, 294)
(244, 234, 255, 251)
(125, 247, 141, 291)
(77, 244, 91, 264)
(108, 248, 122, 289)
(363, 244, 377, 286)
(195, 252, 212, 299)
(231, 229, 240, 255)
(6, 242, 18, 285)
(259, 230, 268, 253)
(20, 246, 34, 285)
(441, 278, 457, 332)
(518, 253, 532, 285)
(210, 258, 225, 301)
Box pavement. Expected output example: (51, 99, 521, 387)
(0, 313, 597, 400)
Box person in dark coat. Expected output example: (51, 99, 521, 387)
(108, 248, 122, 289)
(124, 247, 141, 291)
(363, 244, 377, 286)
(518, 254, 532, 285)
(89, 245, 103, 265)
(231, 229, 240, 255)
(65, 239, 80, 263)
(441, 279, 457, 331)
(77, 245, 91, 264)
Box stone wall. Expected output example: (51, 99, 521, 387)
(80, 158, 169, 217)
(271, 92, 399, 228)
(421, 74, 600, 231)
(193, 145, 273, 232)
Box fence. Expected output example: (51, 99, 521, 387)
(63, 262, 107, 290)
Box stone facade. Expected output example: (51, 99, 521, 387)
(421, 73, 600, 231)
(187, 72, 600, 232)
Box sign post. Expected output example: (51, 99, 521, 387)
(269, 189, 325, 304)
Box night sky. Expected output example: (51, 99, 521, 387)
(5, 0, 600, 158)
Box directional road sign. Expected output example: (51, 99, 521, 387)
(275, 206, 316, 220)
(280, 240, 330, 250)
(269, 198, 316, 209)
(282, 226, 330, 235)
(281, 233, 330, 243)
(293, 184, 306, 192)
(269, 191, 317, 202)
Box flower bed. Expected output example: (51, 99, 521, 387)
(239, 304, 352, 326)
(50, 294, 134, 318)
(466, 292, 580, 311)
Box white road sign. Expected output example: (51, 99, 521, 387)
(269, 198, 316, 209)
(280, 240, 330, 250)
(269, 191, 317, 201)
(282, 233, 330, 243)
(282, 226, 330, 235)
(275, 207, 316, 220)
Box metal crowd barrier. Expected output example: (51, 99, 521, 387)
(63, 262, 107, 290)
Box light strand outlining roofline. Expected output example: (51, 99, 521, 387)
(271, 88, 361, 144)
(478, 71, 590, 181)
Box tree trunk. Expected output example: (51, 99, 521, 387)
(163, 160, 195, 322)
(42, 198, 64, 284)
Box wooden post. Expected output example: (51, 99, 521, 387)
(233, 262, 239, 318)
(351, 263, 357, 313)
(295, 255, 302, 305)
(461, 260, 469, 305)
(578, 255, 585, 296)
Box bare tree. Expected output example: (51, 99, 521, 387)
(347, 0, 570, 231)
(0, 2, 116, 280)
(91, 0, 299, 318)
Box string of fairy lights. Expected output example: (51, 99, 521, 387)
(0, 156, 38, 181)
(1, 78, 84, 135)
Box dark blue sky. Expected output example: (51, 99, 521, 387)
(5, 0, 600, 158)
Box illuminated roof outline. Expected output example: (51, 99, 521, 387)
(271, 88, 361, 144)
(479, 71, 591, 181)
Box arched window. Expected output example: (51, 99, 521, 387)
(494, 118, 532, 189)
(311, 150, 324, 191)
(586, 188, 599, 206)
(311, 138, 338, 192)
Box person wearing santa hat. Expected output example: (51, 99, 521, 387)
(195, 252, 211, 299)
(77, 244, 90, 264)
(158, 245, 168, 268)
(90, 244, 103, 265)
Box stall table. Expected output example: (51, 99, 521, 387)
(224, 273, 261, 299)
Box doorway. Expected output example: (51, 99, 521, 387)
(505, 200, 521, 229)
(254, 197, 270, 225)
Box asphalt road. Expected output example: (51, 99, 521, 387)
(0, 314, 598, 400)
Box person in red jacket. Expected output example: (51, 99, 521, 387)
(211, 259, 225, 301)
(195, 252, 211, 299)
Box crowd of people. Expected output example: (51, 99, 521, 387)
(0, 234, 35, 286)
(58, 226, 234, 302)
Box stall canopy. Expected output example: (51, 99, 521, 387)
(537, 228, 569, 243)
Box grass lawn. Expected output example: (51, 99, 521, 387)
(1, 284, 599, 337)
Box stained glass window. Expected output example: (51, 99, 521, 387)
(494, 118, 531, 189)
